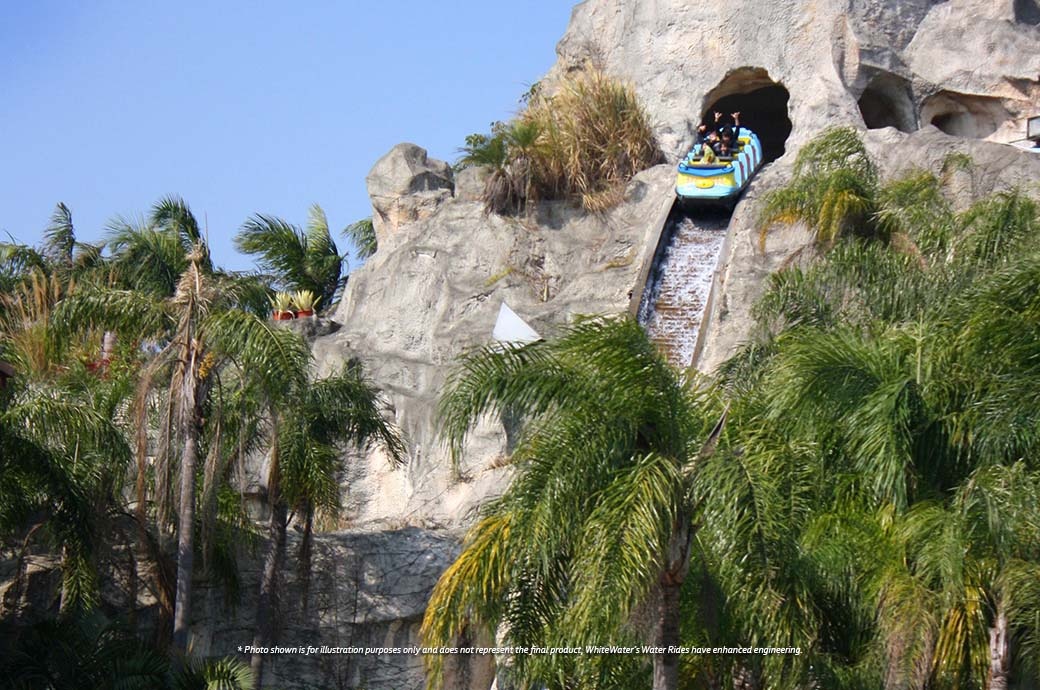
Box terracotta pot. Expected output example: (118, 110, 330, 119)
(295, 309, 314, 318)
(272, 311, 295, 321)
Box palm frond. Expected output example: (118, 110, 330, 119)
(954, 190, 1038, 270)
(566, 452, 684, 640)
(106, 216, 189, 296)
(151, 195, 205, 250)
(202, 308, 310, 402)
(302, 364, 405, 463)
(342, 217, 377, 261)
(234, 215, 306, 281)
(52, 286, 171, 344)
(43, 202, 76, 268)
(172, 655, 255, 690)
(421, 513, 514, 688)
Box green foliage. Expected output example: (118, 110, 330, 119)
(234, 204, 345, 310)
(0, 611, 254, 690)
(0, 194, 404, 684)
(460, 68, 662, 215)
(42, 202, 76, 268)
(733, 159, 1040, 687)
(426, 147, 1040, 689)
(0, 240, 47, 290)
(759, 128, 878, 248)
(457, 128, 508, 170)
(106, 216, 195, 297)
(1, 203, 106, 294)
(424, 317, 720, 688)
(342, 217, 378, 262)
(0, 369, 137, 612)
(279, 363, 405, 516)
(172, 656, 255, 690)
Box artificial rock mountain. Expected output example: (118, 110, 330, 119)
(276, 3, 1038, 688)
(317, 0, 1040, 533)
(193, 1, 1040, 687)
(7, 1, 1040, 689)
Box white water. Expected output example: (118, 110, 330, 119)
(638, 210, 730, 369)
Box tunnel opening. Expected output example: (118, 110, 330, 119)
(1015, 0, 1040, 25)
(700, 68, 792, 164)
(858, 73, 917, 132)
(921, 91, 1010, 140)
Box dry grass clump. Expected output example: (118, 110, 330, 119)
(459, 69, 662, 215)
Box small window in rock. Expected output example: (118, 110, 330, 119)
(858, 74, 916, 133)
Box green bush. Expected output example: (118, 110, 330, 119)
(459, 68, 662, 215)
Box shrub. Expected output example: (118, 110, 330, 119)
(290, 289, 320, 313)
(461, 68, 662, 215)
(758, 127, 879, 248)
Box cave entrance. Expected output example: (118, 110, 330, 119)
(921, 91, 1010, 139)
(701, 68, 792, 164)
(858, 73, 916, 132)
(1015, 0, 1040, 25)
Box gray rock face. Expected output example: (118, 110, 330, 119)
(319, 0, 1040, 531)
(315, 164, 674, 527)
(188, 528, 494, 690)
(453, 165, 492, 203)
(367, 144, 455, 237)
(181, 3, 1040, 688)
(546, 0, 1040, 157)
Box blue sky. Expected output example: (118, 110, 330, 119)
(0, 2, 574, 271)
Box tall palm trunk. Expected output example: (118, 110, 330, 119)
(101, 330, 116, 362)
(987, 601, 1010, 690)
(653, 520, 693, 690)
(252, 430, 283, 686)
(654, 572, 683, 690)
(172, 348, 205, 654)
(251, 499, 288, 686)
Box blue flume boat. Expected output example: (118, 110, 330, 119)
(675, 127, 763, 206)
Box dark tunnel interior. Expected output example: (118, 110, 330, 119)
(858, 74, 917, 133)
(703, 84, 792, 164)
(1015, 0, 1040, 25)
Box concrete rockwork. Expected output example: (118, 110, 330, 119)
(59, 2, 1034, 689)
(314, 161, 676, 528)
(188, 528, 484, 690)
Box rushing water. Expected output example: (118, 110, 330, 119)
(637, 207, 731, 369)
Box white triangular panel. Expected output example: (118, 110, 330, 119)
(492, 302, 541, 344)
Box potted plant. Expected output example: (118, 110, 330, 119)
(291, 290, 321, 318)
(269, 291, 295, 321)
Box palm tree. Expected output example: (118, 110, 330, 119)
(249, 363, 404, 685)
(40, 203, 106, 281)
(0, 203, 105, 296)
(56, 214, 311, 654)
(234, 204, 346, 309)
(0, 609, 255, 690)
(882, 464, 1040, 689)
(342, 217, 377, 262)
(421, 317, 723, 690)
(105, 196, 212, 298)
(734, 151, 1039, 681)
(758, 127, 879, 248)
(0, 382, 130, 614)
(0, 261, 137, 614)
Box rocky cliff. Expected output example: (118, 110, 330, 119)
(245, 1, 1040, 687)
(312, 145, 674, 528)
(315, 0, 1040, 531)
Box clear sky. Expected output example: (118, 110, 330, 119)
(0, 1, 575, 271)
